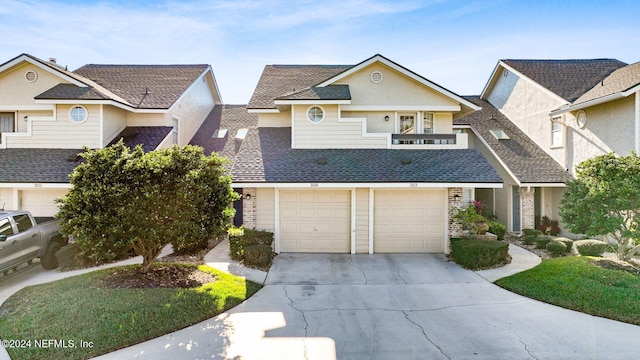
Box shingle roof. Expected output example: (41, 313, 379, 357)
(0, 149, 83, 183)
(35, 84, 111, 100)
(247, 65, 352, 109)
(573, 61, 640, 104)
(502, 59, 626, 102)
(188, 105, 258, 162)
(276, 85, 351, 101)
(73, 64, 209, 109)
(455, 97, 573, 184)
(231, 127, 502, 184)
(107, 126, 173, 153)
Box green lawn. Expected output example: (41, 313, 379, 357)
(0, 264, 262, 360)
(496, 256, 640, 325)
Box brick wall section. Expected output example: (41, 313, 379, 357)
(519, 187, 535, 230)
(242, 187, 257, 228)
(448, 187, 463, 239)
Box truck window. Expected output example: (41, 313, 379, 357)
(12, 214, 33, 233)
(0, 218, 13, 236)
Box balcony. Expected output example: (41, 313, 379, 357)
(390, 133, 468, 149)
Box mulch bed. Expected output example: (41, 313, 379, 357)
(102, 264, 216, 289)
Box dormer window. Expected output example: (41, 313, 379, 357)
(307, 106, 325, 123)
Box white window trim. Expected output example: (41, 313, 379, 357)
(551, 116, 564, 148)
(306, 105, 325, 123)
(68, 105, 88, 124)
(172, 117, 179, 145)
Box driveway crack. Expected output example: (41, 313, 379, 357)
(397, 268, 408, 284)
(512, 331, 539, 359)
(349, 257, 368, 284)
(283, 285, 310, 360)
(403, 310, 451, 360)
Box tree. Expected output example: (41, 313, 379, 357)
(56, 141, 239, 272)
(559, 152, 640, 261)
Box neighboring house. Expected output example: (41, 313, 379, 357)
(0, 53, 223, 216)
(456, 58, 632, 233)
(231, 54, 503, 254)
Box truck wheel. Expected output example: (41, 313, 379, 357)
(41, 242, 61, 270)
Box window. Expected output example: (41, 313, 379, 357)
(551, 116, 563, 147)
(576, 110, 587, 129)
(69, 106, 88, 123)
(422, 112, 434, 134)
(0, 113, 15, 138)
(12, 214, 33, 233)
(307, 106, 324, 123)
(172, 117, 179, 144)
(0, 218, 13, 236)
(399, 115, 415, 134)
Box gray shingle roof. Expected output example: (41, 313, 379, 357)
(0, 149, 83, 183)
(231, 127, 502, 184)
(455, 97, 574, 184)
(108, 126, 173, 153)
(35, 84, 110, 100)
(73, 64, 209, 109)
(276, 85, 351, 101)
(573, 61, 640, 104)
(247, 65, 352, 109)
(189, 105, 258, 162)
(502, 59, 626, 102)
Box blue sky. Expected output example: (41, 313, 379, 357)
(1, 0, 639, 103)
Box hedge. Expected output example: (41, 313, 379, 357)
(451, 239, 509, 270)
(228, 227, 274, 265)
(573, 240, 607, 257)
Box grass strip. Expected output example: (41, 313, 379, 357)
(0, 264, 261, 360)
(496, 256, 640, 325)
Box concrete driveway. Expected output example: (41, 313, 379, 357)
(97, 252, 640, 360)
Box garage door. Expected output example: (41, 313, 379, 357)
(374, 190, 445, 253)
(20, 189, 68, 217)
(280, 190, 351, 253)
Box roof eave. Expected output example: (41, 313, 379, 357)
(273, 99, 351, 105)
(549, 92, 626, 116)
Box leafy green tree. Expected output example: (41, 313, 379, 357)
(560, 152, 640, 261)
(57, 141, 239, 272)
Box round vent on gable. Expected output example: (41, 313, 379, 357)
(25, 70, 38, 82)
(370, 71, 383, 84)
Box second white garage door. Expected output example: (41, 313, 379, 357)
(20, 189, 68, 217)
(374, 190, 445, 253)
(280, 190, 351, 253)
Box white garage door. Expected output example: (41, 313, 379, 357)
(374, 190, 445, 253)
(20, 189, 68, 217)
(280, 190, 351, 253)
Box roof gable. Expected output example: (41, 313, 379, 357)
(318, 54, 480, 111)
(574, 61, 640, 104)
(73, 64, 210, 109)
(484, 59, 626, 102)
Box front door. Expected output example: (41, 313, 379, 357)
(398, 115, 415, 144)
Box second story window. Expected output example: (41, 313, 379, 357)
(0, 113, 15, 137)
(307, 106, 325, 123)
(69, 106, 88, 123)
(551, 116, 563, 148)
(423, 112, 434, 134)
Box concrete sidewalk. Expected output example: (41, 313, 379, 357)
(475, 243, 542, 282)
(203, 239, 268, 284)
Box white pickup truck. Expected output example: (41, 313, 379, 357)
(0, 211, 67, 273)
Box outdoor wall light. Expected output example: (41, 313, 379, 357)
(244, 193, 252, 200)
(23, 116, 28, 122)
(384, 115, 390, 122)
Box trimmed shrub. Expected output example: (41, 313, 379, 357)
(553, 237, 573, 253)
(228, 227, 274, 262)
(533, 235, 552, 249)
(573, 240, 607, 257)
(487, 221, 506, 240)
(451, 239, 509, 270)
(546, 241, 567, 256)
(522, 229, 543, 236)
(522, 235, 538, 245)
(244, 244, 273, 268)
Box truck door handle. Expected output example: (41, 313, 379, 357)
(11, 240, 18, 244)
(32, 234, 38, 238)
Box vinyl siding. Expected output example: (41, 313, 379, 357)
(126, 112, 166, 127)
(256, 188, 275, 232)
(169, 72, 216, 146)
(0, 189, 13, 210)
(355, 188, 369, 253)
(102, 105, 127, 146)
(292, 105, 387, 149)
(258, 112, 290, 127)
(338, 62, 460, 107)
(0, 62, 69, 107)
(6, 104, 100, 148)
